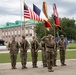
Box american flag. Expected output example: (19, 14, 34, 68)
(24, 3, 41, 21)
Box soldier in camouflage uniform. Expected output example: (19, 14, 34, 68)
(31, 36, 39, 68)
(41, 38, 47, 67)
(20, 35, 29, 69)
(42, 35, 55, 72)
(58, 35, 66, 66)
(8, 36, 19, 69)
(52, 36, 57, 67)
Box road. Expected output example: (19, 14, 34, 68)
(0, 59, 76, 75)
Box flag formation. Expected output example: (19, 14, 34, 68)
(53, 3, 62, 31)
(24, 2, 62, 31)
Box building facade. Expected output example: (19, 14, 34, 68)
(0, 20, 38, 43)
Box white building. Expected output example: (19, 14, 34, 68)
(0, 20, 38, 43)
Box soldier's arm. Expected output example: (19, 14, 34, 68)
(26, 40, 30, 50)
(7, 42, 10, 50)
(30, 41, 33, 49)
(16, 42, 20, 53)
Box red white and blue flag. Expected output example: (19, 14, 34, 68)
(33, 4, 52, 28)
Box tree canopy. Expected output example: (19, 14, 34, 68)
(35, 17, 76, 42)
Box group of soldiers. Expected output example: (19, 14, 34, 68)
(8, 35, 39, 69)
(41, 34, 66, 72)
(8, 34, 67, 72)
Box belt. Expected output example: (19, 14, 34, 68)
(46, 46, 54, 48)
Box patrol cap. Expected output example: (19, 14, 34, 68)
(47, 34, 52, 37)
(60, 35, 64, 37)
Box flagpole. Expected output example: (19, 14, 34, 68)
(20, 0, 23, 37)
(23, 0, 25, 35)
(43, 2, 47, 36)
(33, 3, 37, 51)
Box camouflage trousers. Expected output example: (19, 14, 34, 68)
(31, 49, 38, 67)
(46, 48, 54, 70)
(20, 51, 27, 67)
(53, 49, 57, 66)
(10, 54, 17, 68)
(42, 48, 47, 67)
(60, 49, 66, 65)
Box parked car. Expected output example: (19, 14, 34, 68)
(0, 39, 5, 45)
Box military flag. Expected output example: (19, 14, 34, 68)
(53, 3, 62, 31)
(43, 2, 48, 18)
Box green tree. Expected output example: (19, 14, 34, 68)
(35, 16, 76, 41)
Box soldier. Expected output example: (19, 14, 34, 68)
(41, 38, 47, 67)
(31, 36, 39, 68)
(8, 36, 19, 69)
(42, 35, 55, 72)
(58, 35, 66, 66)
(52, 36, 57, 67)
(20, 35, 29, 69)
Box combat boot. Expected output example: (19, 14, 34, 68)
(48, 69, 54, 72)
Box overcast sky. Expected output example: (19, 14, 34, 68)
(0, 0, 76, 25)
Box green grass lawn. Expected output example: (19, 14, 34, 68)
(67, 43, 76, 49)
(0, 50, 76, 63)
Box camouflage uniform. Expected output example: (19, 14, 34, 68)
(52, 37, 57, 66)
(31, 37, 39, 68)
(58, 35, 66, 66)
(42, 35, 55, 72)
(20, 36, 29, 69)
(41, 40, 47, 67)
(8, 37, 19, 69)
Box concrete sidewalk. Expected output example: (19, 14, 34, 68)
(0, 59, 76, 75)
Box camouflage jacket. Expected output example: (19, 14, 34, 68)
(8, 41, 19, 55)
(31, 40, 39, 50)
(20, 39, 29, 52)
(58, 39, 66, 50)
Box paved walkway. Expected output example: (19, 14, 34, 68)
(0, 59, 76, 75)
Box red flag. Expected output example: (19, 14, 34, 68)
(44, 20, 52, 28)
(53, 3, 61, 31)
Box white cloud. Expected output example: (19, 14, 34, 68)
(62, 0, 76, 3)
(0, 0, 76, 25)
(0, 15, 21, 25)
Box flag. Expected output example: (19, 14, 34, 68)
(24, 3, 41, 21)
(43, 2, 48, 18)
(53, 3, 62, 31)
(33, 4, 52, 28)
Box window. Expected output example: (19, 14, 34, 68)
(26, 27, 28, 29)
(2, 36, 4, 38)
(15, 35, 16, 37)
(18, 28, 20, 34)
(30, 33, 32, 36)
(18, 35, 20, 37)
(30, 26, 32, 29)
(26, 34, 28, 36)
